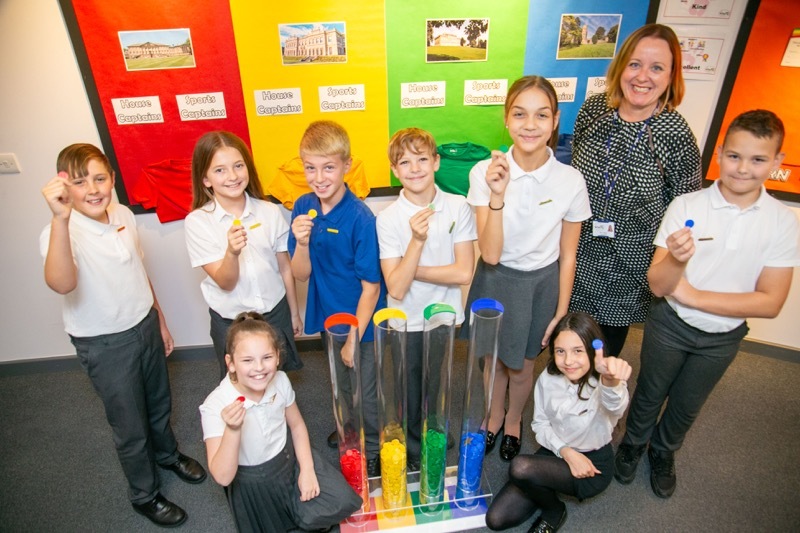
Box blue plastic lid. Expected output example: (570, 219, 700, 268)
(471, 298, 504, 314)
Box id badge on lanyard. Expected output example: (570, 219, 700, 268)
(592, 219, 615, 238)
(596, 109, 654, 238)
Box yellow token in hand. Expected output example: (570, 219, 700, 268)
(308, 209, 317, 219)
(233, 219, 241, 226)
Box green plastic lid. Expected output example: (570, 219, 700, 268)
(424, 302, 456, 321)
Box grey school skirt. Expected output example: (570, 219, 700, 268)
(227, 433, 362, 533)
(462, 258, 559, 370)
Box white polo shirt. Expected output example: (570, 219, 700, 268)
(377, 186, 477, 330)
(39, 203, 153, 337)
(199, 372, 294, 466)
(467, 146, 591, 271)
(657, 181, 800, 333)
(185, 194, 289, 319)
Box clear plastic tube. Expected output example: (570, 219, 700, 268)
(373, 308, 408, 509)
(324, 313, 369, 513)
(456, 298, 504, 508)
(419, 303, 456, 506)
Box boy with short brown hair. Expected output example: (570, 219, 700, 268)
(615, 110, 800, 498)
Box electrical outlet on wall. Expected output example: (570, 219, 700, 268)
(0, 153, 22, 174)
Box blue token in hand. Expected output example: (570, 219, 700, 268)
(685, 219, 694, 228)
(592, 339, 603, 350)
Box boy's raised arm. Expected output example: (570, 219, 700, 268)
(290, 215, 313, 281)
(42, 175, 78, 294)
(380, 209, 429, 300)
(648, 226, 695, 298)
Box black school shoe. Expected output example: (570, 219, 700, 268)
(485, 415, 505, 454)
(132, 493, 187, 528)
(499, 420, 523, 462)
(485, 427, 503, 454)
(648, 447, 676, 498)
(527, 504, 567, 533)
(160, 453, 207, 484)
(614, 443, 646, 484)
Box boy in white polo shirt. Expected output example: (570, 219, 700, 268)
(614, 110, 800, 499)
(40, 143, 205, 528)
(377, 127, 477, 469)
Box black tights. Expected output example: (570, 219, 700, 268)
(485, 454, 573, 530)
(599, 324, 630, 358)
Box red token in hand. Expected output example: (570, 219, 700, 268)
(236, 396, 245, 403)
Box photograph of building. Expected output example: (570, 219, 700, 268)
(119, 28, 195, 70)
(280, 22, 346, 64)
(426, 18, 489, 62)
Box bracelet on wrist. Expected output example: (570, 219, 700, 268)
(488, 201, 505, 211)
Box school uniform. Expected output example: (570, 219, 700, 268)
(377, 185, 476, 329)
(486, 369, 628, 530)
(463, 147, 592, 367)
(39, 204, 179, 505)
(376, 185, 476, 457)
(200, 372, 361, 531)
(533, 371, 628, 499)
(185, 194, 300, 375)
(624, 181, 800, 452)
(288, 187, 387, 458)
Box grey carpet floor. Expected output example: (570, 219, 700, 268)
(1, 327, 799, 532)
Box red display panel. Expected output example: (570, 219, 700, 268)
(62, 0, 250, 221)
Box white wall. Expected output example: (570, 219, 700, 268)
(0, 0, 208, 361)
(1, 0, 797, 364)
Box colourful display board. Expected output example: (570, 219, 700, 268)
(61, 0, 653, 213)
(524, 0, 651, 133)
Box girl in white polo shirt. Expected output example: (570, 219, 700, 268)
(200, 312, 361, 531)
(186, 131, 302, 378)
(464, 76, 592, 462)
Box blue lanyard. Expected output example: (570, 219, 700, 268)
(602, 108, 656, 215)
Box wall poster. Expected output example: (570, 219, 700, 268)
(660, 0, 737, 24)
(675, 28, 726, 80)
(59, 0, 250, 222)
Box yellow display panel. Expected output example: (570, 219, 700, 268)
(230, 0, 391, 193)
